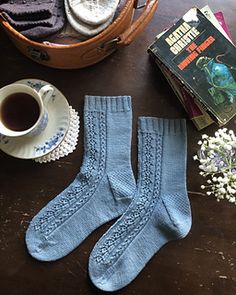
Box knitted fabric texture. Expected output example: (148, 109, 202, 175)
(0, 0, 66, 39)
(0, 1, 55, 20)
(25, 95, 136, 261)
(68, 0, 120, 26)
(65, 0, 114, 37)
(20, 6, 65, 39)
(89, 117, 192, 292)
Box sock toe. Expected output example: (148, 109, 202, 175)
(89, 261, 118, 292)
(25, 227, 59, 261)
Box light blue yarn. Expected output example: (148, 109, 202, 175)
(89, 117, 192, 292)
(25, 96, 136, 261)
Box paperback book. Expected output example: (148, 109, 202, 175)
(148, 7, 236, 129)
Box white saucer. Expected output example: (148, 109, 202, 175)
(34, 106, 80, 163)
(0, 79, 70, 159)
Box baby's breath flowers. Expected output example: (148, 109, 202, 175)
(193, 128, 236, 205)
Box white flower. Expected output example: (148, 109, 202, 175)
(229, 197, 236, 203)
(208, 143, 216, 150)
(219, 187, 226, 194)
(221, 177, 228, 184)
(194, 128, 236, 205)
(224, 144, 232, 151)
(228, 187, 236, 194)
(201, 146, 206, 151)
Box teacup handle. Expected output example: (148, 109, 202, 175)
(38, 85, 54, 104)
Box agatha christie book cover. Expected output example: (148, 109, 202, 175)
(148, 7, 236, 126)
(155, 58, 214, 130)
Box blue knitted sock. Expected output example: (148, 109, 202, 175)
(26, 96, 136, 261)
(89, 117, 192, 292)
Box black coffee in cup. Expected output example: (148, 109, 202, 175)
(0, 92, 40, 131)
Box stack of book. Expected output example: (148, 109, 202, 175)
(148, 6, 236, 130)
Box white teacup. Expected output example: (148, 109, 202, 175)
(0, 83, 53, 137)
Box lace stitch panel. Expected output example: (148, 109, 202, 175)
(33, 111, 107, 236)
(93, 132, 163, 265)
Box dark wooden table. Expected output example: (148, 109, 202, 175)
(0, 1, 235, 294)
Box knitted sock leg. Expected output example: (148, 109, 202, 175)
(26, 96, 136, 261)
(68, 0, 119, 26)
(89, 117, 192, 292)
(65, 0, 114, 37)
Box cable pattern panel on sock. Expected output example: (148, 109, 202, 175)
(92, 131, 163, 266)
(33, 111, 107, 237)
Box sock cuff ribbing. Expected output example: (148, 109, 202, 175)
(138, 117, 186, 135)
(84, 96, 131, 112)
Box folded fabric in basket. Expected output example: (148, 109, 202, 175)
(68, 0, 120, 26)
(0, 0, 66, 39)
(64, 0, 115, 37)
(0, 0, 55, 20)
(65, 0, 120, 37)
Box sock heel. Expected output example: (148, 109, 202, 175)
(160, 195, 192, 239)
(107, 168, 136, 204)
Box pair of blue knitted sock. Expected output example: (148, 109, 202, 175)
(26, 96, 192, 292)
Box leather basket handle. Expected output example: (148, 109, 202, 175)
(118, 0, 159, 46)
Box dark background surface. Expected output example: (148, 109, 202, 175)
(0, 1, 235, 294)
